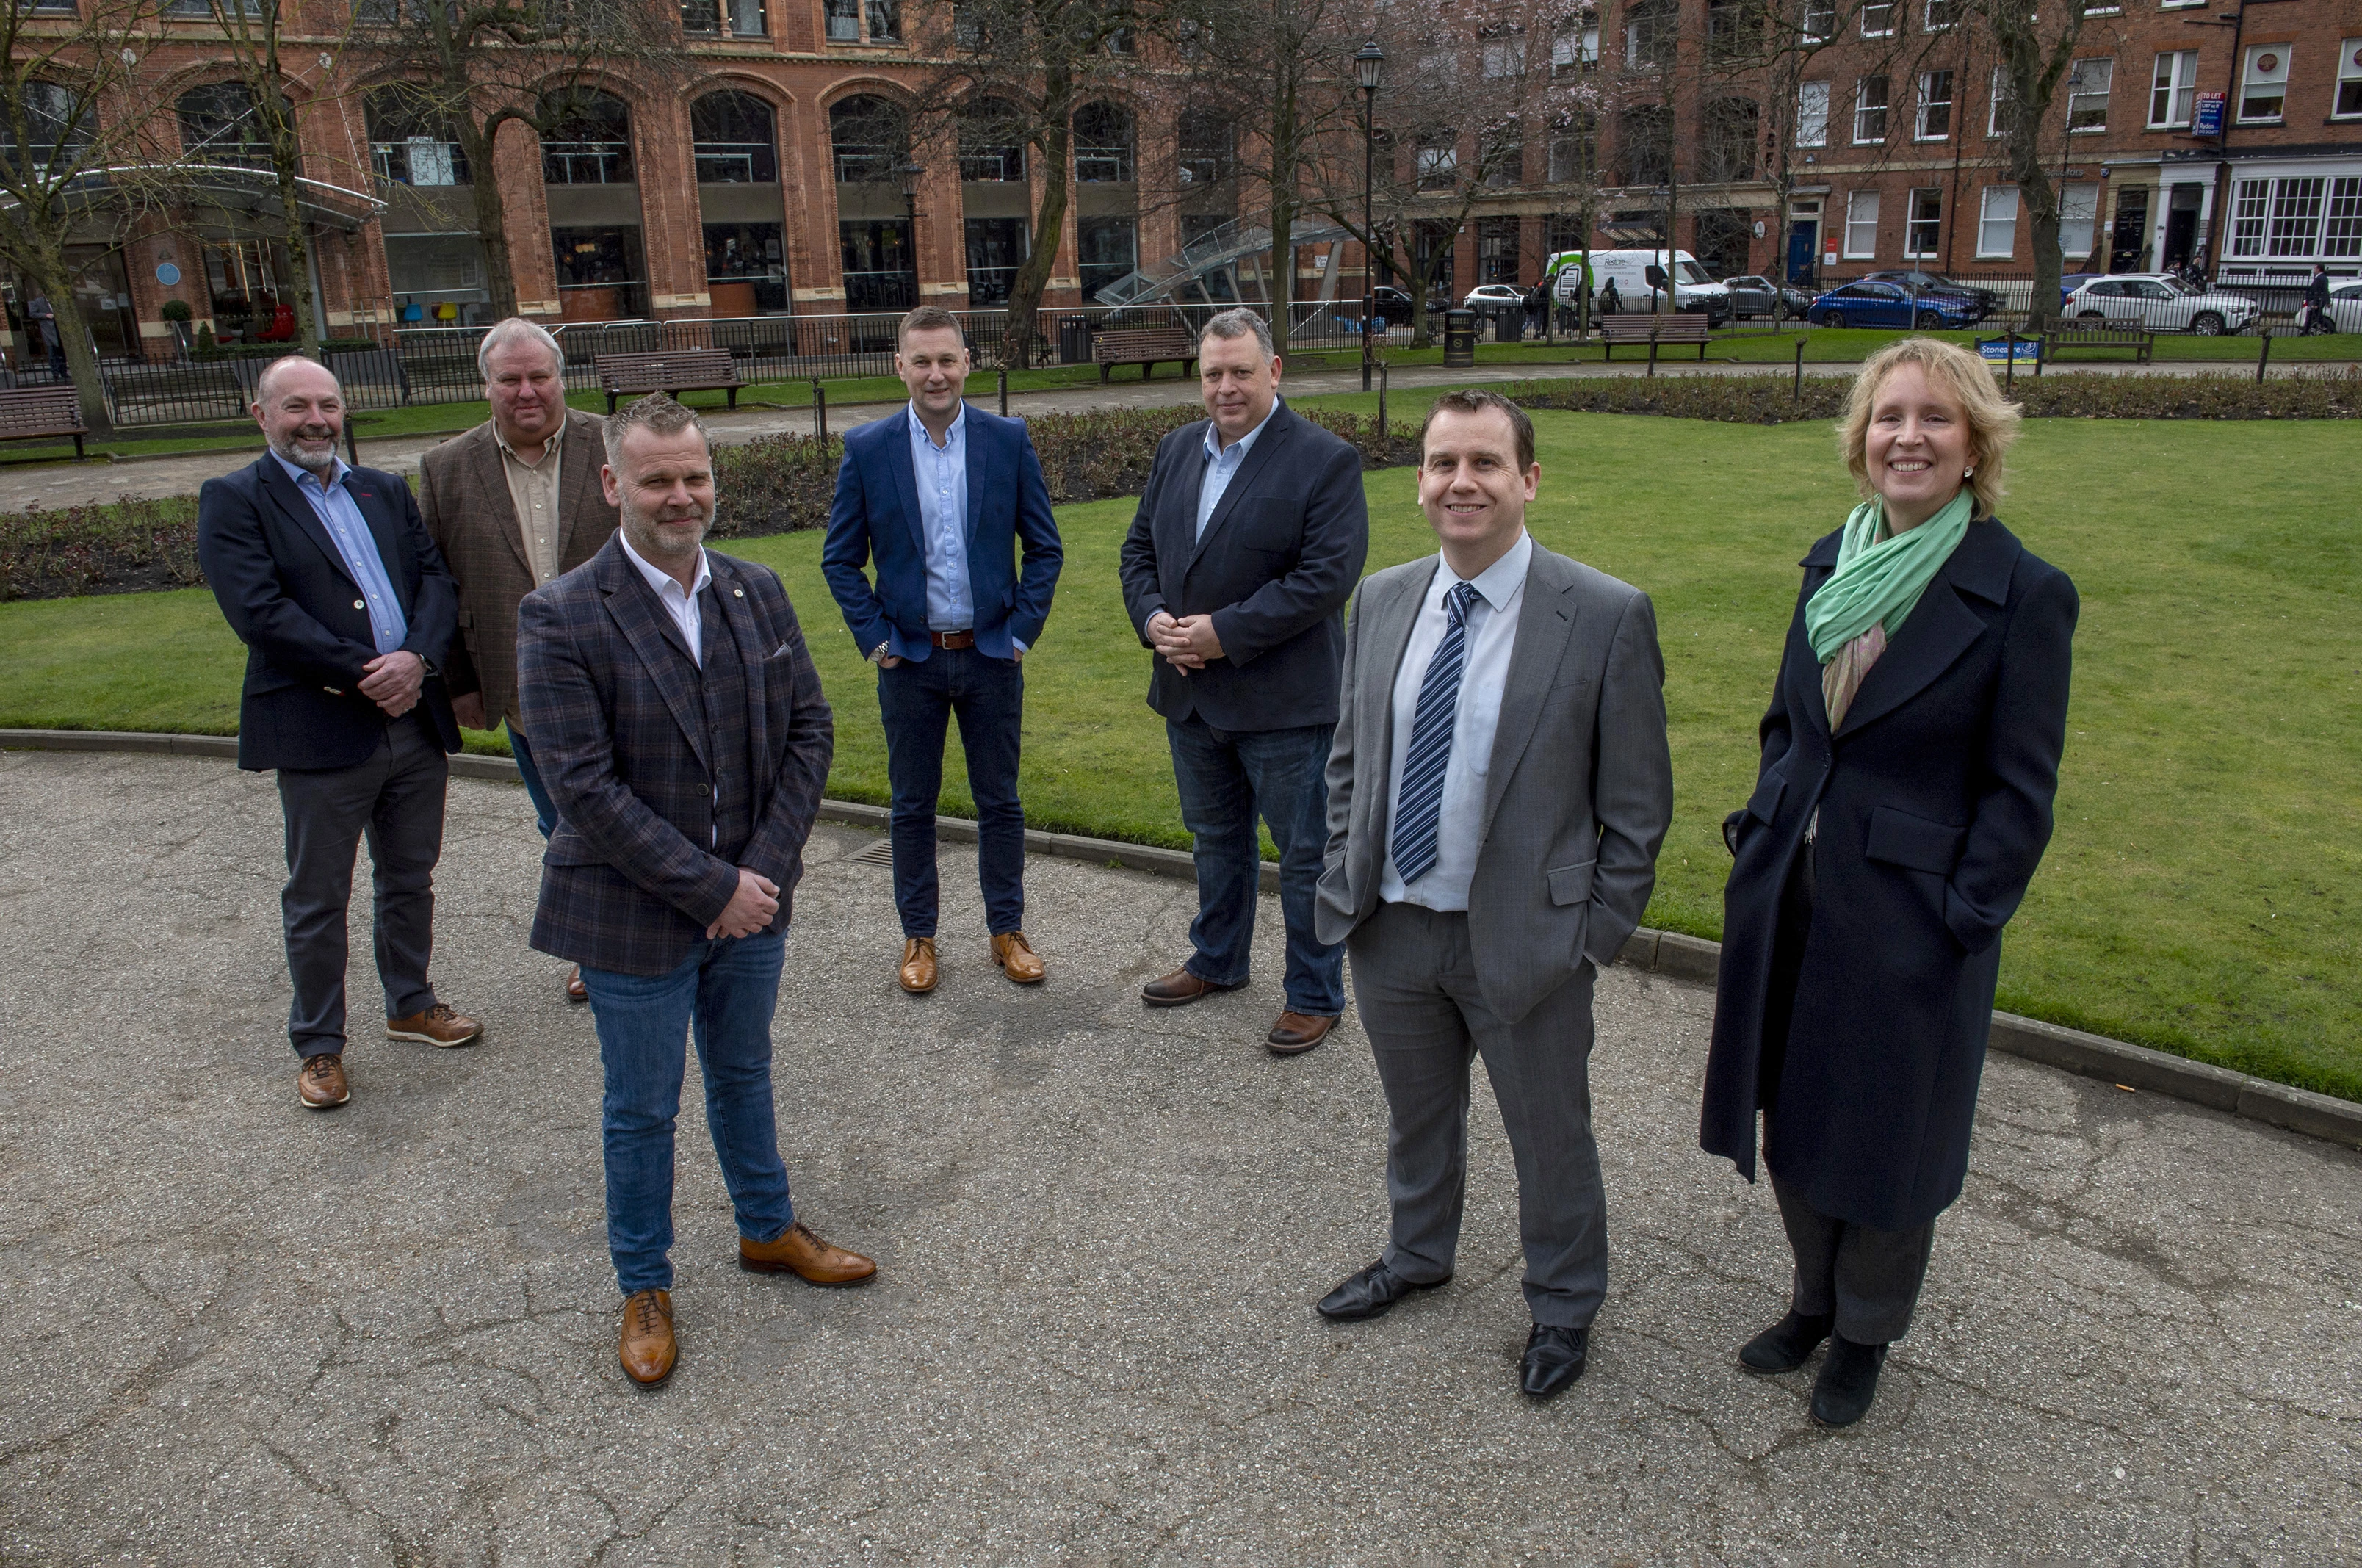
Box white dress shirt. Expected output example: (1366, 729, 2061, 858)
(618, 530, 712, 668)
(1195, 395, 1282, 540)
(1378, 530, 1534, 912)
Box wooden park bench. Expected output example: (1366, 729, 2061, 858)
(1091, 327, 1198, 383)
(593, 348, 743, 413)
(1598, 313, 1712, 362)
(0, 385, 90, 460)
(2040, 324, 2155, 365)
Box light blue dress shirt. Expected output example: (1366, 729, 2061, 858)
(907, 400, 972, 632)
(1195, 395, 1282, 541)
(271, 450, 407, 655)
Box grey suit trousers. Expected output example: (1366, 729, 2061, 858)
(1348, 900, 1607, 1329)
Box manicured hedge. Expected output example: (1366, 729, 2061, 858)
(1489, 366, 2362, 424)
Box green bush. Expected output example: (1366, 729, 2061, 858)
(1489, 366, 2362, 424)
(0, 495, 202, 601)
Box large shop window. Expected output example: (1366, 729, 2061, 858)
(704, 224, 786, 315)
(552, 228, 646, 321)
(839, 220, 914, 312)
(2229, 176, 2362, 259)
(964, 217, 1025, 306)
(1077, 216, 1136, 300)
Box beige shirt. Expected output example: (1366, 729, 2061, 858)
(494, 419, 565, 587)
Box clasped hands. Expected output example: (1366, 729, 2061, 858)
(707, 868, 780, 940)
(358, 651, 426, 718)
(1145, 610, 1224, 674)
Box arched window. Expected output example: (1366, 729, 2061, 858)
(692, 90, 776, 182)
(365, 89, 469, 186)
(1622, 0, 1675, 70)
(4, 82, 93, 181)
(1700, 97, 1758, 183)
(1177, 107, 1231, 189)
(1617, 104, 1670, 187)
(830, 94, 908, 183)
(958, 98, 1024, 182)
(177, 83, 274, 170)
(541, 89, 633, 184)
(1072, 101, 1133, 183)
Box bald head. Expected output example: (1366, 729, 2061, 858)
(252, 356, 344, 475)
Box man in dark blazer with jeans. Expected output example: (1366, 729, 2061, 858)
(516, 395, 874, 1387)
(198, 356, 480, 1112)
(1119, 308, 1370, 1054)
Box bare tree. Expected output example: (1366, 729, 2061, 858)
(1971, 0, 2097, 330)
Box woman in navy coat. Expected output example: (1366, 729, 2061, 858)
(1701, 338, 2077, 1427)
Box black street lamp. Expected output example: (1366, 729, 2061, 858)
(900, 158, 925, 310)
(1358, 40, 1384, 392)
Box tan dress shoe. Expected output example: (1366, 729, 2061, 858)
(991, 931, 1047, 983)
(297, 1052, 349, 1109)
(899, 938, 939, 994)
(385, 1003, 483, 1047)
(1266, 1011, 1339, 1055)
(739, 1221, 878, 1285)
(1141, 967, 1243, 1008)
(618, 1287, 676, 1384)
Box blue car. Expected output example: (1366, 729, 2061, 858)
(1806, 281, 1981, 330)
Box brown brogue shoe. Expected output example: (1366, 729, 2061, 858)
(566, 965, 588, 1004)
(386, 1002, 483, 1047)
(1141, 967, 1243, 1008)
(1266, 1011, 1339, 1055)
(297, 1052, 349, 1109)
(618, 1288, 676, 1384)
(898, 938, 939, 994)
(739, 1221, 878, 1286)
(991, 931, 1047, 984)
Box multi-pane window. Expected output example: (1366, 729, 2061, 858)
(681, 0, 764, 36)
(2228, 177, 2269, 256)
(826, 0, 858, 40)
(2337, 40, 2362, 118)
(1977, 184, 2018, 257)
(1905, 188, 1941, 256)
(1552, 24, 1600, 71)
(691, 92, 777, 182)
(1796, 81, 1829, 146)
(826, 0, 899, 43)
(1853, 76, 1889, 142)
(1988, 65, 2014, 137)
(1924, 0, 1957, 29)
(1844, 190, 1879, 257)
(1482, 38, 1526, 78)
(2151, 51, 2199, 128)
(2227, 176, 2347, 258)
(2067, 59, 2112, 131)
(1917, 71, 1953, 140)
(1416, 134, 1458, 189)
(1801, 0, 1834, 40)
(2239, 46, 2288, 123)
(1625, 0, 1674, 68)
(865, 0, 898, 41)
(1861, 0, 1894, 36)
(2059, 181, 2099, 257)
(2325, 178, 2362, 256)
(2268, 178, 2325, 255)
(1072, 101, 1134, 181)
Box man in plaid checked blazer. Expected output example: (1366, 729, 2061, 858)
(516, 395, 876, 1387)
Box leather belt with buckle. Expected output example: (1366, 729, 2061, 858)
(930, 630, 976, 649)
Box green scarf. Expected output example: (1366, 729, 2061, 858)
(1804, 489, 1973, 662)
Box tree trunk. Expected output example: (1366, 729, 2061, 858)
(30, 248, 114, 437)
(273, 159, 322, 358)
(2010, 151, 2059, 333)
(1006, 74, 1072, 372)
(466, 120, 521, 319)
(1268, 195, 1293, 360)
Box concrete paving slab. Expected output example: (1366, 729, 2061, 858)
(1, 751, 2356, 1565)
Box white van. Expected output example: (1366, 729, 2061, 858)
(1547, 250, 1731, 321)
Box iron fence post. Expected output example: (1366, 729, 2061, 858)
(813, 378, 826, 441)
(2004, 330, 2016, 392)
(1794, 337, 1805, 402)
(999, 366, 1008, 417)
(2256, 328, 2272, 384)
(1377, 360, 1388, 436)
(1647, 326, 1659, 378)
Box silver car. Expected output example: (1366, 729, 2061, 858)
(2063, 273, 2259, 336)
(1460, 283, 1531, 319)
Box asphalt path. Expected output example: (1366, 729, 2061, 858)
(2, 749, 2356, 1564)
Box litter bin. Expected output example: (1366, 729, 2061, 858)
(1057, 316, 1097, 366)
(1443, 308, 1477, 368)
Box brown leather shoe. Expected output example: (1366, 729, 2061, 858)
(297, 1052, 349, 1109)
(1141, 967, 1243, 1008)
(991, 931, 1047, 983)
(739, 1221, 878, 1286)
(898, 938, 939, 994)
(385, 1002, 482, 1047)
(618, 1287, 676, 1385)
(1267, 1011, 1339, 1055)
(566, 965, 588, 1004)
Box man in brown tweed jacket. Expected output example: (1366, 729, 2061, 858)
(419, 317, 618, 1000)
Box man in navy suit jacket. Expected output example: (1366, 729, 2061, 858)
(821, 306, 1063, 997)
(197, 357, 480, 1113)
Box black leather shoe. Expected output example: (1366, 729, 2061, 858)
(1521, 1323, 1589, 1401)
(1315, 1260, 1449, 1320)
(1738, 1309, 1834, 1374)
(1810, 1334, 1888, 1427)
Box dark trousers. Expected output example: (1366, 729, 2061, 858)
(877, 646, 1025, 939)
(274, 714, 447, 1056)
(1347, 901, 1607, 1328)
(505, 719, 558, 840)
(1166, 715, 1344, 1016)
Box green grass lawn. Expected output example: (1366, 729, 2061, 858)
(3, 411, 2355, 1101)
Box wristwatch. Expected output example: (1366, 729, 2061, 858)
(867, 642, 890, 665)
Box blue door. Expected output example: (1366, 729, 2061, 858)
(1786, 224, 1818, 283)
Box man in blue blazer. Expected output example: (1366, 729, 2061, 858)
(821, 306, 1063, 996)
(197, 357, 480, 1113)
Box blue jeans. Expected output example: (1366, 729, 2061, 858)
(1166, 715, 1345, 1016)
(877, 646, 1026, 938)
(505, 720, 558, 840)
(581, 929, 796, 1296)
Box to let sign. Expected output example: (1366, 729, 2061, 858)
(2193, 91, 2226, 137)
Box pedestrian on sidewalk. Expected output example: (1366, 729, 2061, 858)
(820, 305, 1063, 997)
(1700, 338, 2078, 1428)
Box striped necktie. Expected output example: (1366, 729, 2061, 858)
(1391, 581, 1481, 886)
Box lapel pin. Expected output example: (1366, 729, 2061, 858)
(734, 588, 744, 598)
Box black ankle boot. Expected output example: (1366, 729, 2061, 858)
(1737, 1309, 1833, 1373)
(1809, 1334, 1888, 1427)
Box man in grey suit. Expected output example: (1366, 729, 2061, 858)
(1312, 389, 1672, 1401)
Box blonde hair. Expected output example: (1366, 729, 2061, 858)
(1838, 336, 2020, 517)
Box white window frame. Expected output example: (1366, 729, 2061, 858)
(1482, 37, 1526, 79)
(1977, 184, 2019, 259)
(1924, 0, 1957, 31)
(2150, 51, 2199, 129)
(2325, 176, 2362, 257)
(1916, 70, 1954, 140)
(2239, 44, 2289, 124)
(1854, 76, 1890, 143)
(1844, 189, 1881, 258)
(2058, 181, 2100, 257)
(2336, 38, 2362, 120)
(1860, 0, 1895, 37)
(1988, 65, 2015, 138)
(1904, 187, 1942, 257)
(1801, 0, 1834, 41)
(2067, 59, 2112, 133)
(1797, 80, 1830, 147)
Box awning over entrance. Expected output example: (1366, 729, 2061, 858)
(25, 165, 388, 234)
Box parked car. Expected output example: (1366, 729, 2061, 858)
(1371, 285, 1416, 319)
(1860, 269, 2003, 322)
(2062, 273, 2259, 335)
(1807, 281, 1983, 330)
(1546, 249, 1733, 324)
(1460, 283, 1531, 320)
(2325, 280, 2362, 333)
(1722, 274, 1815, 320)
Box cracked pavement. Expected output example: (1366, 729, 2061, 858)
(1, 750, 2357, 1565)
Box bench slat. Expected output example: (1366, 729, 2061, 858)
(0, 386, 90, 456)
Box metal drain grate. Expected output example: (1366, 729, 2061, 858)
(850, 839, 896, 867)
